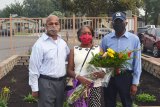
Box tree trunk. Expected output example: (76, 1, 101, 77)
(154, 13, 159, 27)
(144, 10, 148, 25)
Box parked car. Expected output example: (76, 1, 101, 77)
(144, 25, 155, 28)
(0, 29, 14, 36)
(141, 28, 160, 57)
(137, 27, 148, 43)
(94, 28, 112, 38)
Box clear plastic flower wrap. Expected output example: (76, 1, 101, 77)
(67, 84, 86, 104)
(86, 64, 113, 87)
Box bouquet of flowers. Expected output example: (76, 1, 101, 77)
(89, 48, 140, 74)
(88, 48, 141, 85)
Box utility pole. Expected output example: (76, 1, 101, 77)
(10, 14, 18, 55)
(10, 14, 13, 55)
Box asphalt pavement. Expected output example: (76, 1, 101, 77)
(0, 35, 159, 63)
(0, 36, 38, 62)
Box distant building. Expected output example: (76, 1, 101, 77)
(0, 18, 41, 32)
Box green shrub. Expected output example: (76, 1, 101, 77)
(136, 93, 156, 102)
(11, 77, 17, 83)
(116, 101, 138, 107)
(0, 87, 10, 107)
(0, 100, 7, 107)
(23, 93, 37, 103)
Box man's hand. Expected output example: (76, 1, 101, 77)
(130, 84, 138, 95)
(32, 91, 39, 98)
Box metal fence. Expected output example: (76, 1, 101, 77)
(0, 16, 137, 62)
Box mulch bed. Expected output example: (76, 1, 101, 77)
(0, 65, 160, 107)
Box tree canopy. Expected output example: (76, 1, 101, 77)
(0, 0, 159, 26)
(60, 0, 143, 17)
(0, 2, 25, 18)
(0, 0, 62, 18)
(23, 0, 54, 17)
(144, 0, 160, 26)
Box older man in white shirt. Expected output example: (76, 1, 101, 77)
(29, 15, 70, 107)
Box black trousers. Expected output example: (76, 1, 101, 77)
(103, 73, 133, 107)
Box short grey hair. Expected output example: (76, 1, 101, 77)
(46, 15, 59, 24)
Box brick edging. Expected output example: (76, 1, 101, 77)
(0, 55, 30, 79)
(138, 106, 160, 107)
(142, 54, 160, 79)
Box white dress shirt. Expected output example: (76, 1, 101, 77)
(29, 33, 70, 92)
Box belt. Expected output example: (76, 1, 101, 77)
(40, 74, 65, 81)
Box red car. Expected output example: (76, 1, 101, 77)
(137, 27, 148, 43)
(142, 28, 160, 57)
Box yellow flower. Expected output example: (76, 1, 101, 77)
(3, 87, 10, 94)
(107, 52, 114, 58)
(107, 48, 115, 54)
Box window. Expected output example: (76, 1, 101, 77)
(156, 29, 160, 37)
(150, 29, 156, 35)
(147, 29, 152, 34)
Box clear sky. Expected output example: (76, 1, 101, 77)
(0, 0, 24, 10)
(139, 9, 145, 16)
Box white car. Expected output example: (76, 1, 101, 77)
(144, 25, 155, 28)
(94, 28, 112, 38)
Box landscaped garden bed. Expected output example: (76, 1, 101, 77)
(0, 65, 160, 107)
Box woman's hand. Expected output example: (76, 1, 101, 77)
(76, 75, 92, 87)
(93, 71, 106, 78)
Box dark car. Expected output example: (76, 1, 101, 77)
(0, 29, 14, 36)
(142, 28, 160, 57)
(137, 27, 148, 43)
